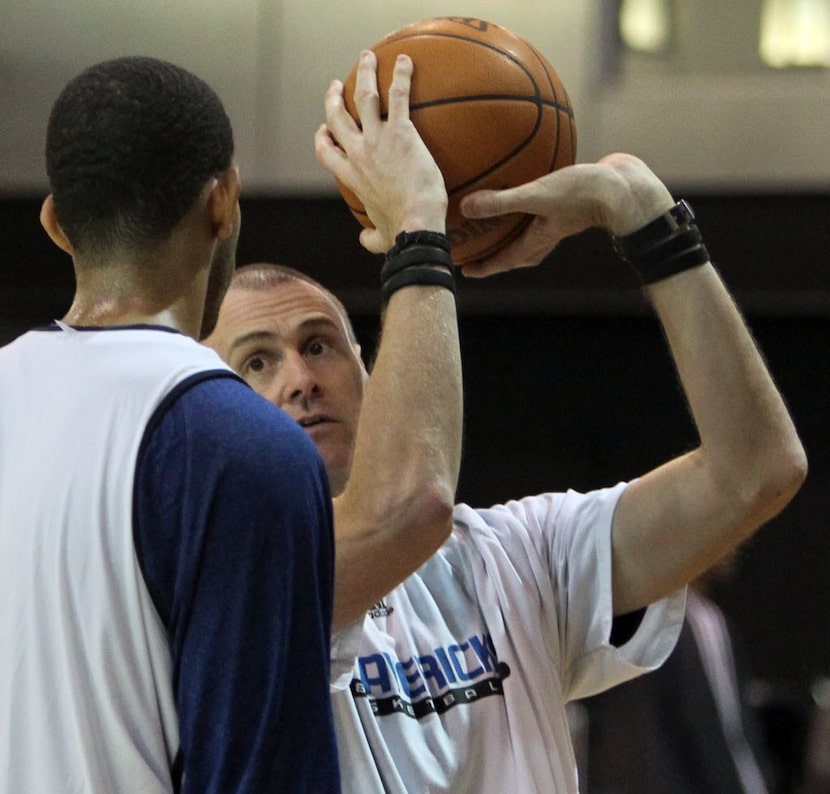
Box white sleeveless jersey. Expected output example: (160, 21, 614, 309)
(332, 485, 686, 793)
(0, 325, 231, 793)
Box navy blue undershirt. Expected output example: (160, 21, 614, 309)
(133, 375, 339, 792)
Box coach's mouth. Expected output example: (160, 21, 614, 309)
(298, 414, 333, 430)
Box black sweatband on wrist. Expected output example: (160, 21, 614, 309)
(381, 245, 454, 282)
(380, 230, 456, 304)
(614, 200, 695, 260)
(613, 200, 711, 285)
(389, 230, 451, 256)
(635, 225, 701, 268)
(381, 266, 457, 304)
(636, 242, 711, 284)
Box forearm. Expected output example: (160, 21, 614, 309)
(333, 283, 462, 628)
(319, 51, 464, 629)
(612, 258, 807, 613)
(650, 263, 803, 495)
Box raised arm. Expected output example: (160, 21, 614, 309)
(461, 153, 807, 616)
(315, 52, 462, 629)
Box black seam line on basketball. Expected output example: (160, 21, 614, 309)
(528, 43, 566, 173)
(370, 95, 563, 200)
(447, 140, 538, 197)
(382, 30, 548, 100)
(376, 95, 572, 195)
(345, 111, 554, 206)
(362, 28, 574, 171)
(378, 95, 574, 118)
(447, 91, 550, 196)
(454, 213, 534, 265)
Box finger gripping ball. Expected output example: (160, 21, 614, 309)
(337, 16, 577, 265)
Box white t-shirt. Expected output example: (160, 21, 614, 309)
(332, 484, 686, 793)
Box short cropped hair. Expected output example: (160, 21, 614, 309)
(46, 56, 234, 257)
(231, 263, 358, 345)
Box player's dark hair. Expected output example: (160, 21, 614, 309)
(45, 56, 234, 257)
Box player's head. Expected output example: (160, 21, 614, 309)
(41, 56, 240, 333)
(204, 263, 367, 496)
(44, 55, 235, 258)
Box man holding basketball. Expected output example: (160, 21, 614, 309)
(207, 52, 807, 792)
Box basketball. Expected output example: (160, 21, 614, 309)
(337, 16, 577, 265)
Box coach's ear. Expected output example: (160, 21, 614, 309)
(40, 194, 74, 255)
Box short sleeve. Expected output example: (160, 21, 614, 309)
(530, 485, 686, 699)
(462, 484, 685, 702)
(134, 374, 339, 793)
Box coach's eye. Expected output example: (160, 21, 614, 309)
(308, 339, 326, 356)
(242, 353, 270, 375)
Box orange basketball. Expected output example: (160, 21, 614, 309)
(337, 16, 577, 265)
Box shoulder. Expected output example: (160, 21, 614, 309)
(147, 373, 321, 472)
(137, 374, 330, 541)
(134, 373, 333, 628)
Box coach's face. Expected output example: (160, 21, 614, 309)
(205, 278, 367, 496)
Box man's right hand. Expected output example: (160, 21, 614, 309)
(315, 50, 448, 254)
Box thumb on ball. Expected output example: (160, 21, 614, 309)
(460, 188, 514, 219)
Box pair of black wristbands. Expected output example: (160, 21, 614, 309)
(381, 200, 710, 303)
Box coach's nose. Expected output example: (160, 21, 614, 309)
(280, 350, 319, 406)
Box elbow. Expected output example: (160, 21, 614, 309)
(743, 434, 808, 526)
(346, 472, 456, 553)
(410, 476, 456, 547)
(767, 436, 808, 510)
(429, 472, 458, 519)
(396, 475, 457, 561)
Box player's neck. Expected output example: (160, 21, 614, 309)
(66, 264, 207, 338)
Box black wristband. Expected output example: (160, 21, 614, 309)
(389, 230, 451, 256)
(635, 225, 702, 270)
(380, 230, 455, 304)
(613, 200, 710, 285)
(381, 266, 457, 304)
(636, 243, 711, 284)
(613, 200, 696, 262)
(381, 245, 454, 282)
